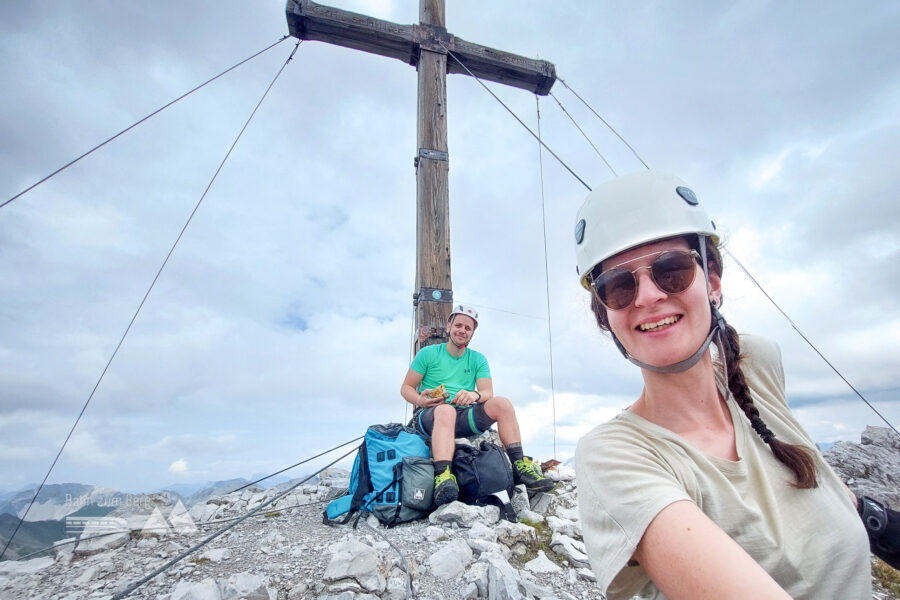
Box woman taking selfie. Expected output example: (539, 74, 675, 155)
(573, 171, 874, 599)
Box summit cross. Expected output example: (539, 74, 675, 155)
(286, 0, 556, 350)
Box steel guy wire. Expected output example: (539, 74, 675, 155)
(0, 40, 302, 563)
(405, 305, 416, 424)
(725, 248, 899, 436)
(536, 96, 558, 460)
(228, 435, 362, 494)
(362, 519, 414, 599)
(0, 35, 291, 210)
(466, 303, 544, 321)
(549, 90, 617, 177)
(557, 77, 649, 170)
(437, 41, 592, 192)
(110, 441, 357, 599)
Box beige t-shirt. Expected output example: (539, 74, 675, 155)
(576, 335, 871, 600)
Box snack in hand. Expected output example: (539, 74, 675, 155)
(428, 384, 447, 399)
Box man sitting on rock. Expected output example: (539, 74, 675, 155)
(401, 304, 554, 506)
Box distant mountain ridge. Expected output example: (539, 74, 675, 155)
(0, 514, 67, 561)
(0, 475, 310, 560)
(0, 484, 124, 523)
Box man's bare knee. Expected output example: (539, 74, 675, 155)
(484, 395, 515, 420)
(433, 404, 456, 427)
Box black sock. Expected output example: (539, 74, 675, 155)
(434, 460, 452, 475)
(506, 443, 524, 464)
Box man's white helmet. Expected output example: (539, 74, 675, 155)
(574, 170, 718, 289)
(449, 304, 479, 327)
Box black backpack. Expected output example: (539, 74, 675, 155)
(452, 441, 517, 522)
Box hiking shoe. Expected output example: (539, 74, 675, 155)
(513, 457, 554, 493)
(434, 467, 459, 506)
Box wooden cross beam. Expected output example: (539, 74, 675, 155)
(286, 0, 557, 351)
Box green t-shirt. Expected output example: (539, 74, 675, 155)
(410, 343, 491, 400)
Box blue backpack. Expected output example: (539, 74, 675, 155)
(324, 423, 434, 527)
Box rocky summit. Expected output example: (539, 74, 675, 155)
(825, 425, 900, 510)
(1, 427, 898, 600)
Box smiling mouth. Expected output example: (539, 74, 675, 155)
(637, 315, 681, 332)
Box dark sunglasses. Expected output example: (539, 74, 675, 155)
(590, 250, 701, 311)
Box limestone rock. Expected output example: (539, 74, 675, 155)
(523, 549, 562, 573)
(322, 538, 386, 594)
(424, 525, 448, 542)
(547, 515, 581, 539)
(825, 426, 900, 508)
(480, 551, 525, 600)
(426, 538, 473, 580)
(529, 492, 553, 515)
(429, 501, 498, 528)
(0, 557, 54, 576)
(510, 485, 531, 516)
(464, 560, 490, 598)
(466, 538, 512, 559)
(467, 521, 498, 543)
(494, 520, 536, 547)
(550, 531, 590, 568)
(200, 548, 233, 563)
(318, 468, 351, 488)
(74, 529, 129, 557)
(171, 577, 222, 600)
(52, 538, 76, 565)
(218, 572, 273, 600)
(546, 464, 576, 482)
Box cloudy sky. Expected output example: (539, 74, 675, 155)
(1, 1, 898, 494)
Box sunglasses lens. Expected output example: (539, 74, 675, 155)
(651, 251, 697, 294)
(595, 269, 636, 310)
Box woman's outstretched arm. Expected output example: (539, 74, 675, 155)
(635, 500, 792, 600)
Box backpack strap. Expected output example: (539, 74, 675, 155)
(323, 440, 369, 527)
(364, 462, 409, 528)
(365, 461, 403, 504)
(322, 505, 359, 526)
(348, 441, 372, 512)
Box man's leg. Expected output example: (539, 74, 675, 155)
(481, 396, 554, 493)
(428, 404, 460, 506)
(481, 396, 520, 447)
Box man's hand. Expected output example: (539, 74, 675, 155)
(419, 389, 445, 408)
(451, 390, 480, 407)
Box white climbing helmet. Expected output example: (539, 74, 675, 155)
(574, 170, 718, 289)
(449, 304, 479, 327)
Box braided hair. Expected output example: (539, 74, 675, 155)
(589, 235, 818, 489)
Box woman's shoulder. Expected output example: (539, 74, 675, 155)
(578, 411, 652, 451)
(734, 333, 787, 401)
(737, 333, 782, 366)
(576, 412, 687, 477)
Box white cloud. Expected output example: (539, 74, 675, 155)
(168, 459, 188, 474)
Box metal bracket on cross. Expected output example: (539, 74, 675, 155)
(414, 148, 450, 169)
(413, 288, 453, 306)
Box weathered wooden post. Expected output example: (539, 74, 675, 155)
(285, 0, 556, 351)
(413, 0, 451, 350)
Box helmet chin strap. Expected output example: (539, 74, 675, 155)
(610, 235, 727, 374)
(611, 321, 719, 374)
